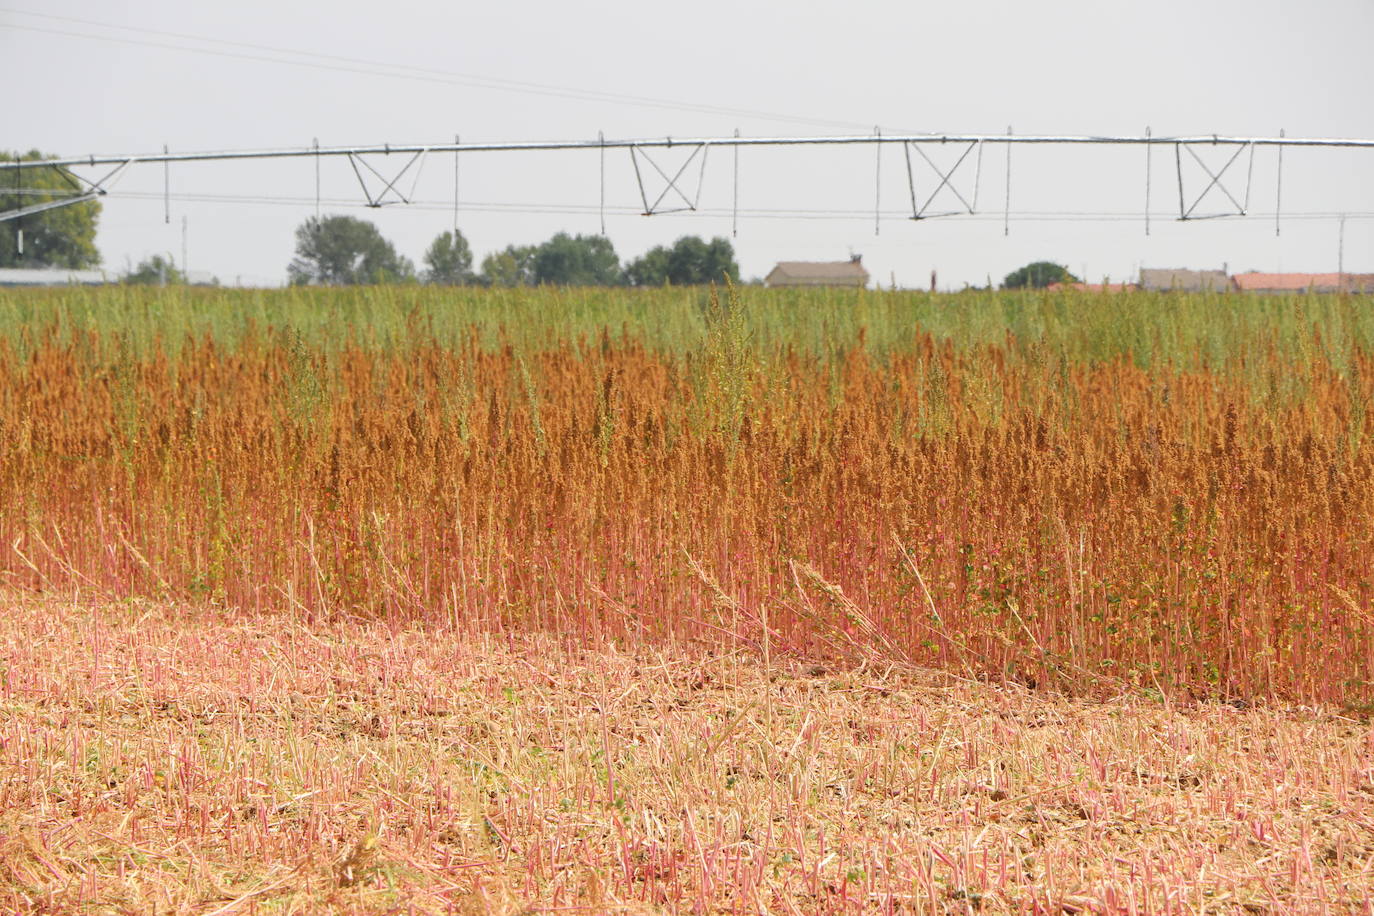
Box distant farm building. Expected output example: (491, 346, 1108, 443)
(1139, 268, 1229, 292)
(765, 255, 869, 289)
(0, 268, 110, 287)
(1231, 272, 1374, 294)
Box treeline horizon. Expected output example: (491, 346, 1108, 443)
(284, 214, 742, 289)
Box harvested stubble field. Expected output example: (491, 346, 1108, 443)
(4, 598, 1373, 914)
(1, 285, 1374, 912)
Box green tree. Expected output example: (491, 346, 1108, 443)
(287, 215, 414, 285)
(625, 246, 671, 287)
(626, 235, 739, 286)
(531, 233, 622, 286)
(123, 253, 185, 285)
(423, 229, 475, 285)
(479, 244, 537, 287)
(0, 150, 101, 268)
(1002, 261, 1077, 289)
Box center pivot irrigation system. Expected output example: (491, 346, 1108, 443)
(3, 131, 1373, 239)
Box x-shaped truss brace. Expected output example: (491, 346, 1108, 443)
(0, 158, 133, 223)
(346, 147, 429, 207)
(629, 142, 709, 215)
(1175, 140, 1255, 220)
(903, 140, 983, 220)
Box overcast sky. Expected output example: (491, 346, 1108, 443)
(3, 0, 1372, 288)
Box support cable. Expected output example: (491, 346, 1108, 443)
(632, 143, 707, 214)
(694, 143, 709, 211)
(1003, 126, 1012, 236)
(1339, 214, 1346, 279)
(1174, 142, 1185, 220)
(731, 128, 739, 239)
(1243, 142, 1256, 213)
(405, 148, 429, 201)
(347, 148, 426, 206)
(1144, 126, 1151, 237)
(12, 156, 20, 256)
(909, 141, 978, 217)
(346, 153, 372, 207)
(903, 142, 918, 219)
(873, 126, 881, 236)
(80, 186, 1374, 223)
(0, 12, 894, 134)
(1276, 128, 1285, 237)
(1179, 142, 1249, 218)
(971, 140, 984, 212)
(628, 146, 648, 215)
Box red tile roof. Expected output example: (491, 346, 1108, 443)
(1232, 272, 1374, 292)
(1233, 272, 1337, 291)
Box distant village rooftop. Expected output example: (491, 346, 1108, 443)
(765, 255, 869, 289)
(1139, 268, 1229, 292)
(1231, 271, 1374, 294)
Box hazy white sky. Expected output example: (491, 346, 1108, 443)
(3, 0, 1372, 287)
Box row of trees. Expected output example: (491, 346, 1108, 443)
(286, 215, 741, 287)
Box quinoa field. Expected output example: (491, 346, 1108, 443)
(2, 285, 1373, 913)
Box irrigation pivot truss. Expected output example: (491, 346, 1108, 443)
(3, 131, 1373, 236)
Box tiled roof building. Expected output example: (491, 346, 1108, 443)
(1139, 268, 1229, 292)
(765, 256, 869, 289)
(1231, 272, 1374, 293)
